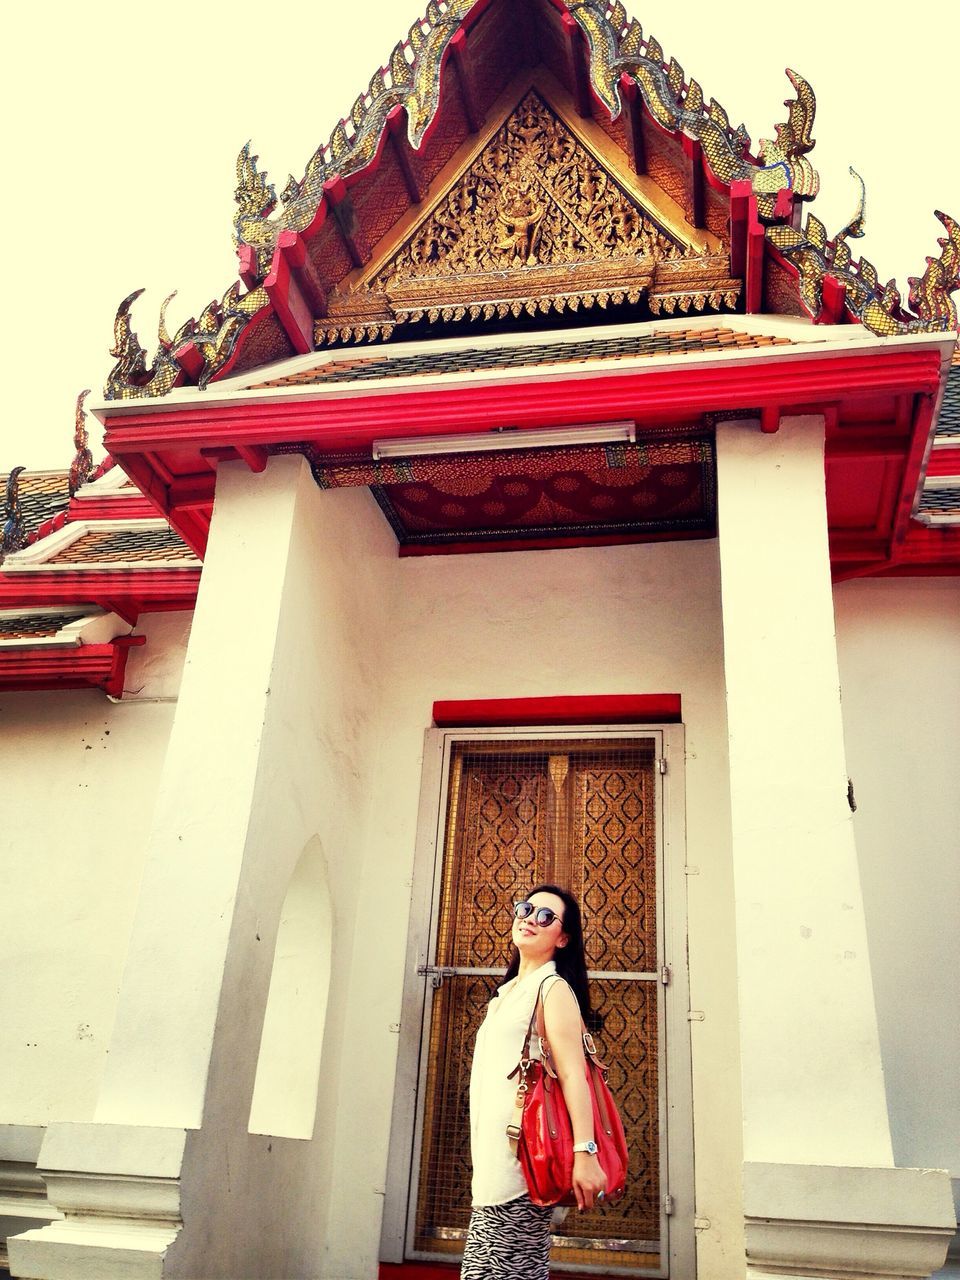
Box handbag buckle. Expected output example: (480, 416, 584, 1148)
(582, 1032, 597, 1056)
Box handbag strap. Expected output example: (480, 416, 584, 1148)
(534, 981, 617, 1138)
(507, 976, 612, 1151)
(527, 976, 608, 1071)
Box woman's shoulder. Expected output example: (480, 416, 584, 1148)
(541, 972, 579, 1011)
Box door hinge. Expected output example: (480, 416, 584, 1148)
(416, 965, 457, 990)
(663, 1193, 675, 1216)
(660, 964, 672, 986)
(657, 757, 668, 775)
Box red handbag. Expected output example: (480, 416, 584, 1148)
(507, 979, 628, 1208)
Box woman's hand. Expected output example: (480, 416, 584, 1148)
(572, 1150, 608, 1212)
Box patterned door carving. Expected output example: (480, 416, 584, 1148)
(410, 737, 665, 1275)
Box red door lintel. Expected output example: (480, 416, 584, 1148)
(432, 694, 682, 727)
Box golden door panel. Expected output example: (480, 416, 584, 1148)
(414, 739, 662, 1272)
(575, 763, 658, 972)
(438, 752, 549, 969)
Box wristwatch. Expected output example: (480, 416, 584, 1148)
(572, 1140, 598, 1155)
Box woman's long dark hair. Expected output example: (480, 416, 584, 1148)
(499, 883, 601, 1031)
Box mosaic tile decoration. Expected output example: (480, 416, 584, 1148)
(256, 327, 792, 388)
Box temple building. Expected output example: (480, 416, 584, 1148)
(1, 2, 958, 1278)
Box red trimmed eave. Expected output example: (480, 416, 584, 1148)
(103, 345, 944, 561)
(65, 493, 159, 523)
(0, 569, 202, 627)
(0, 635, 145, 697)
(26, 495, 159, 548)
(832, 523, 960, 580)
(830, 390, 960, 581)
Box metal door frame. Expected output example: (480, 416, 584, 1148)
(380, 724, 695, 1278)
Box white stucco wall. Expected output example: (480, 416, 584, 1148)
(152, 464, 737, 1279)
(0, 610, 191, 1133)
(16, 473, 959, 1280)
(4, 465, 743, 1278)
(835, 578, 960, 1192)
(71, 462, 736, 1280)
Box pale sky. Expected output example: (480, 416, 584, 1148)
(3, 1, 958, 471)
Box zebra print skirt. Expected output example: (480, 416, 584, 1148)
(460, 1194, 554, 1279)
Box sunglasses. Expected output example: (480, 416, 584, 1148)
(513, 900, 564, 928)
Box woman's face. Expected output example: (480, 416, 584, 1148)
(511, 889, 569, 965)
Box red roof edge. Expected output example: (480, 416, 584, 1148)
(0, 635, 145, 697)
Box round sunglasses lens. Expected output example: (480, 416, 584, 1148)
(534, 908, 556, 926)
(514, 901, 534, 920)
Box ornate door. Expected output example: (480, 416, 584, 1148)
(407, 735, 669, 1275)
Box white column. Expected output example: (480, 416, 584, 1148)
(11, 455, 356, 1280)
(94, 455, 311, 1129)
(715, 416, 954, 1278)
(717, 414, 892, 1166)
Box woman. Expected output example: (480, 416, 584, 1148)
(461, 884, 607, 1280)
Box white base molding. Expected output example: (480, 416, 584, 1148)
(744, 1162, 957, 1280)
(0, 1125, 63, 1252)
(7, 1123, 186, 1280)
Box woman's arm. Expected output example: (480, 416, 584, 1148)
(543, 981, 607, 1211)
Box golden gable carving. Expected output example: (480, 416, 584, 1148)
(388, 92, 682, 275)
(316, 92, 740, 345)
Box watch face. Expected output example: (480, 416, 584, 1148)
(580, 1140, 598, 1154)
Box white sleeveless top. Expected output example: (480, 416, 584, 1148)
(469, 960, 563, 1206)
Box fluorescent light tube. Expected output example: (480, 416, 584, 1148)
(371, 421, 636, 460)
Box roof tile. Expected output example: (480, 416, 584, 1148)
(936, 365, 960, 441)
(2, 471, 70, 538)
(253, 327, 794, 389)
(0, 611, 83, 640)
(47, 528, 197, 565)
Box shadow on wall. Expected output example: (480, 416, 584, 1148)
(248, 835, 333, 1139)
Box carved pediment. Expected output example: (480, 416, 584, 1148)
(317, 91, 740, 344)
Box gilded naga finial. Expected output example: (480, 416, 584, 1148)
(771, 204, 960, 337)
(907, 210, 960, 330)
(69, 390, 94, 498)
(754, 69, 819, 199)
(108, 289, 150, 388)
(1, 465, 26, 562)
(837, 167, 867, 243)
(105, 290, 186, 401)
(234, 142, 277, 248)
